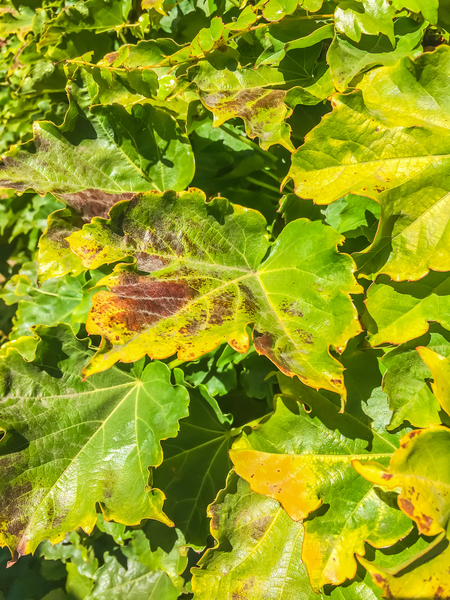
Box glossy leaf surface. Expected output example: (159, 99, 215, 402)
(191, 473, 312, 600)
(289, 47, 450, 281)
(68, 189, 362, 399)
(354, 426, 450, 537)
(231, 385, 412, 589)
(0, 83, 194, 216)
(0, 325, 189, 561)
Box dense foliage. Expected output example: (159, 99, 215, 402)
(1, 0, 450, 598)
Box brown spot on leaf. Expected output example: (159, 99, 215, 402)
(251, 516, 271, 540)
(202, 87, 287, 143)
(209, 504, 220, 530)
(208, 291, 235, 326)
(399, 498, 415, 518)
(253, 331, 291, 375)
(283, 302, 303, 318)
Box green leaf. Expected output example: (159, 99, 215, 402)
(289, 47, 450, 281)
(0, 81, 194, 216)
(354, 426, 450, 537)
(0, 324, 189, 561)
(230, 381, 412, 590)
(335, 0, 396, 45)
(153, 372, 233, 547)
(382, 328, 450, 429)
(67, 189, 362, 400)
(321, 193, 380, 239)
(0, 261, 99, 343)
(0, 5, 34, 38)
(328, 17, 425, 91)
(191, 472, 314, 599)
(363, 272, 450, 346)
(85, 527, 186, 599)
(38, 0, 132, 52)
(392, 0, 438, 23)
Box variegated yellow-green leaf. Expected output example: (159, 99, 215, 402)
(37, 208, 84, 283)
(193, 62, 295, 151)
(67, 189, 362, 400)
(358, 532, 449, 599)
(288, 47, 450, 281)
(230, 381, 412, 590)
(0, 325, 189, 562)
(191, 472, 312, 600)
(353, 426, 450, 537)
(417, 346, 450, 417)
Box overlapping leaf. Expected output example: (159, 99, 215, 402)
(364, 272, 450, 346)
(153, 372, 233, 547)
(382, 328, 450, 429)
(354, 426, 450, 537)
(0, 325, 189, 561)
(359, 533, 450, 600)
(67, 189, 362, 399)
(191, 472, 312, 600)
(37, 208, 85, 283)
(417, 346, 450, 417)
(0, 262, 99, 346)
(0, 79, 194, 218)
(334, 0, 395, 44)
(328, 17, 426, 91)
(230, 377, 412, 590)
(289, 47, 450, 281)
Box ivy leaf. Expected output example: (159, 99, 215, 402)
(334, 0, 396, 45)
(0, 325, 189, 562)
(382, 328, 450, 429)
(153, 372, 233, 547)
(230, 382, 412, 590)
(0, 82, 194, 218)
(68, 189, 362, 400)
(354, 426, 450, 537)
(289, 47, 450, 281)
(191, 472, 313, 600)
(363, 272, 450, 346)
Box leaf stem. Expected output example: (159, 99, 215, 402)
(220, 124, 278, 162)
(247, 176, 281, 193)
(168, 357, 186, 369)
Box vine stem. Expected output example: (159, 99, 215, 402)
(247, 176, 281, 193)
(220, 124, 278, 162)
